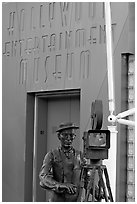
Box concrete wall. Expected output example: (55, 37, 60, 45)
(2, 2, 135, 201)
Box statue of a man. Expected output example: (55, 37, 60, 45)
(39, 122, 84, 202)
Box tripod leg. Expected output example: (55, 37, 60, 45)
(98, 167, 109, 202)
(97, 179, 103, 202)
(77, 167, 85, 202)
(92, 169, 96, 202)
(84, 167, 96, 202)
(104, 167, 114, 202)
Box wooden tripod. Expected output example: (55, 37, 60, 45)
(78, 163, 114, 202)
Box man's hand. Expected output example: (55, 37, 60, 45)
(58, 183, 77, 194)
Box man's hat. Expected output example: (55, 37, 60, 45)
(56, 122, 79, 132)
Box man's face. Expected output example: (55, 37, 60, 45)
(58, 129, 76, 148)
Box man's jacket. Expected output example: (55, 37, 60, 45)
(39, 147, 83, 202)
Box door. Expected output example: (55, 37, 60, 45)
(47, 96, 80, 152)
(34, 92, 80, 201)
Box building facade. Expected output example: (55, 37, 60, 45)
(2, 2, 135, 202)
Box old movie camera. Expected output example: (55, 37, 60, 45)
(78, 100, 113, 202)
(83, 129, 110, 160)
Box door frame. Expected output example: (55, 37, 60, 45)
(24, 89, 80, 201)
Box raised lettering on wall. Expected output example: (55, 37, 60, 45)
(30, 7, 36, 30)
(7, 12, 15, 35)
(59, 33, 63, 50)
(66, 53, 74, 79)
(65, 31, 73, 49)
(80, 50, 90, 79)
(75, 2, 82, 22)
(99, 25, 106, 44)
(75, 29, 85, 47)
(19, 59, 27, 84)
(44, 56, 50, 82)
(3, 42, 10, 56)
(48, 34, 56, 52)
(111, 23, 117, 42)
(40, 5, 45, 28)
(42, 35, 48, 53)
(49, 2, 55, 27)
(11, 41, 17, 56)
(20, 9, 25, 32)
(88, 2, 96, 18)
(33, 57, 39, 82)
(25, 38, 33, 55)
(19, 39, 25, 57)
(89, 26, 97, 44)
(53, 54, 61, 79)
(102, 2, 105, 18)
(99, 23, 117, 44)
(34, 37, 40, 54)
(60, 2, 70, 27)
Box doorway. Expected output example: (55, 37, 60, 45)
(33, 89, 80, 201)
